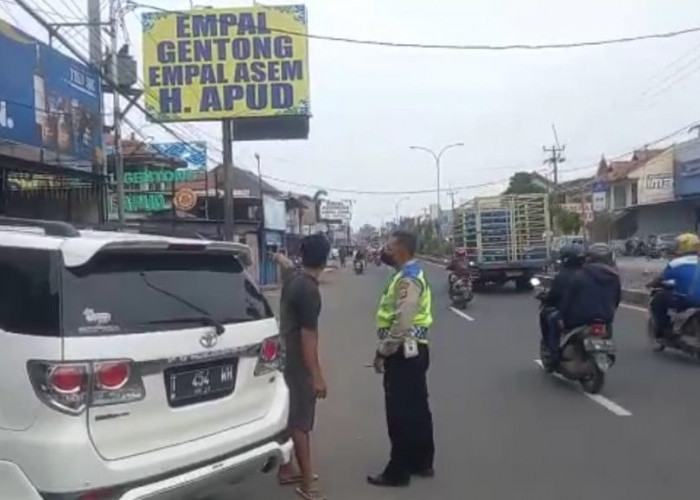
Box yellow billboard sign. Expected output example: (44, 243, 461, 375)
(142, 5, 309, 122)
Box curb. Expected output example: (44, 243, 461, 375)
(536, 275, 649, 308)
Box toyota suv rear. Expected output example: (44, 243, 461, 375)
(0, 218, 291, 499)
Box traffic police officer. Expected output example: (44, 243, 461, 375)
(368, 230, 435, 488)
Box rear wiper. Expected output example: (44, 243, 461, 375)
(138, 272, 225, 335)
(147, 316, 225, 335)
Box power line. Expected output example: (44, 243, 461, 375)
(129, 2, 700, 52)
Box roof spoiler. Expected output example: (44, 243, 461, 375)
(0, 216, 80, 237)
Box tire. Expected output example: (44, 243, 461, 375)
(580, 363, 605, 394)
(515, 277, 532, 292)
(647, 317, 666, 352)
(539, 341, 555, 373)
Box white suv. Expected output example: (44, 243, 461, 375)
(0, 218, 291, 499)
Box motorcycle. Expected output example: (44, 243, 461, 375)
(354, 259, 365, 275)
(531, 278, 616, 394)
(448, 274, 474, 309)
(647, 280, 700, 358)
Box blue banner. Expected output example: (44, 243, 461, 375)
(0, 20, 102, 166)
(675, 138, 700, 197)
(149, 141, 207, 169)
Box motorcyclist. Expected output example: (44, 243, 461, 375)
(539, 243, 585, 361)
(559, 243, 621, 334)
(354, 247, 366, 263)
(446, 248, 470, 284)
(647, 233, 700, 339)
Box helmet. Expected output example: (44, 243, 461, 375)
(674, 233, 700, 255)
(586, 242, 614, 266)
(455, 247, 467, 257)
(559, 243, 585, 268)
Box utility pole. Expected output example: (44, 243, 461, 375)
(222, 120, 235, 241)
(108, 0, 124, 225)
(543, 124, 566, 193)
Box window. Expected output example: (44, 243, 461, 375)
(61, 251, 273, 336)
(0, 248, 60, 336)
(631, 181, 639, 206)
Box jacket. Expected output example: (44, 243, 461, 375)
(543, 266, 579, 309)
(446, 258, 470, 278)
(559, 263, 621, 330)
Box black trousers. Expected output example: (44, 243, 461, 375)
(382, 344, 434, 481)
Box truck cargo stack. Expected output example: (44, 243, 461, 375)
(453, 193, 550, 291)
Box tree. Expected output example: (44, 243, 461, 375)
(556, 209, 582, 235)
(504, 172, 547, 194)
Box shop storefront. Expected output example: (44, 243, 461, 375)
(0, 19, 105, 224)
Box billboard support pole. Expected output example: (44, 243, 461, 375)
(109, 0, 125, 225)
(222, 119, 235, 241)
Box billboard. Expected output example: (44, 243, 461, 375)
(0, 20, 103, 168)
(149, 141, 207, 169)
(675, 138, 700, 198)
(142, 5, 310, 122)
(319, 200, 352, 222)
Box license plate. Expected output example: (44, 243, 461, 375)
(165, 358, 238, 408)
(584, 338, 616, 353)
(506, 271, 523, 277)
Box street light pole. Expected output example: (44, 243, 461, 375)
(395, 196, 409, 226)
(410, 142, 464, 237)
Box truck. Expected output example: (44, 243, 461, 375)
(453, 193, 550, 291)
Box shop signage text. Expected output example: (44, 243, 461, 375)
(124, 169, 196, 185)
(142, 5, 310, 122)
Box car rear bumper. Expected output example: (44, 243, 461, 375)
(120, 437, 292, 499)
(6, 374, 291, 495)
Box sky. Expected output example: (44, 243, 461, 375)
(3, 0, 700, 227)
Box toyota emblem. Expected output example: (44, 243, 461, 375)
(199, 331, 218, 349)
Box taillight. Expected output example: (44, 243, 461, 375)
(49, 365, 87, 394)
(95, 362, 130, 390)
(28, 360, 145, 416)
(591, 324, 606, 337)
(255, 336, 283, 376)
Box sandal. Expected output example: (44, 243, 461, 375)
(278, 473, 319, 486)
(295, 487, 327, 500)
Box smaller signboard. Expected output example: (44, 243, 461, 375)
(319, 200, 352, 222)
(263, 194, 286, 231)
(173, 188, 197, 211)
(591, 180, 608, 212)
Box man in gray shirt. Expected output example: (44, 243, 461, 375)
(275, 234, 330, 500)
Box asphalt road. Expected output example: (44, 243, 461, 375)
(213, 261, 698, 500)
(615, 256, 667, 289)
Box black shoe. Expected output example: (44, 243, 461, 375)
(412, 468, 435, 478)
(367, 474, 410, 487)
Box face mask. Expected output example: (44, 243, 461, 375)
(380, 248, 395, 267)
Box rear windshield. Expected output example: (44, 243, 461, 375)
(61, 250, 273, 336)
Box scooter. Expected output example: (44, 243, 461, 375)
(448, 274, 474, 309)
(532, 278, 616, 394)
(354, 259, 365, 275)
(647, 280, 700, 358)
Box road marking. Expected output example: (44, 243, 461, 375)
(450, 307, 475, 321)
(533, 359, 632, 417)
(620, 303, 647, 313)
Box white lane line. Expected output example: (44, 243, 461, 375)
(620, 303, 647, 313)
(533, 359, 632, 417)
(450, 307, 475, 322)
